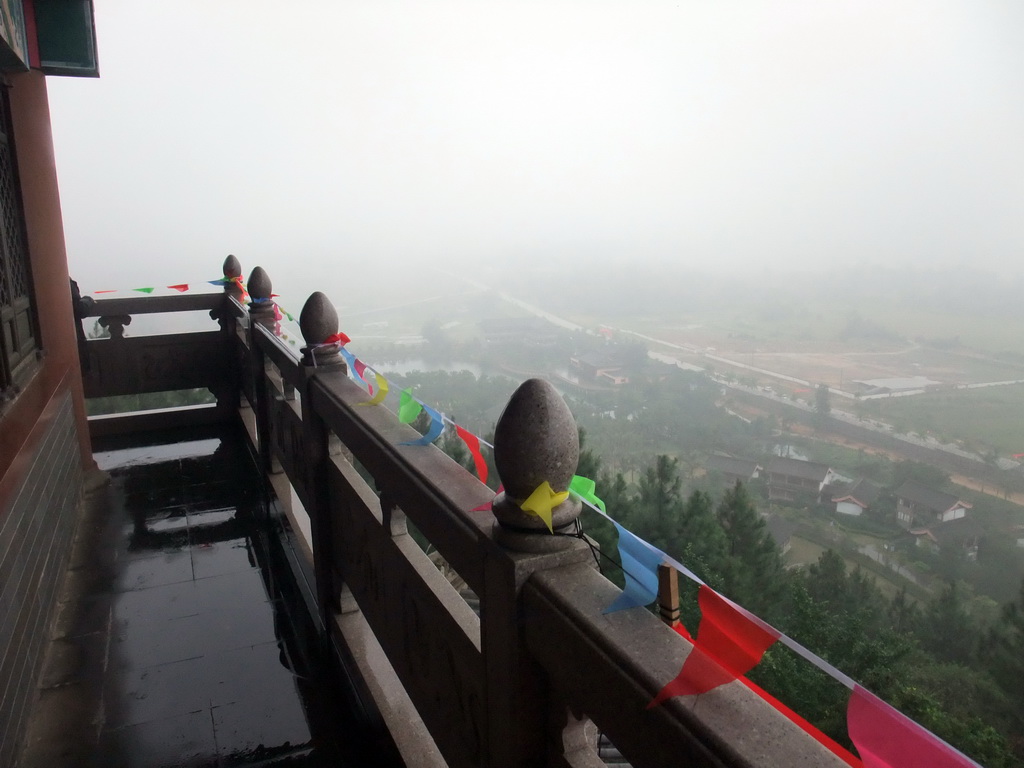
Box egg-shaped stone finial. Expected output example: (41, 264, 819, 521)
(248, 266, 272, 301)
(298, 291, 346, 368)
(247, 267, 275, 319)
(491, 378, 581, 550)
(222, 254, 242, 279)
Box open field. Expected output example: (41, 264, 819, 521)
(861, 384, 1024, 456)
(622, 317, 1024, 392)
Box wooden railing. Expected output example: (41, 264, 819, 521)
(80, 290, 236, 436)
(80, 258, 849, 768)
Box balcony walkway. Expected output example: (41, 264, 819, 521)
(19, 425, 396, 768)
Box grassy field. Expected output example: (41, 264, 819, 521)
(861, 384, 1024, 456)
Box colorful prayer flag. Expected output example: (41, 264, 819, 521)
(569, 475, 605, 512)
(398, 388, 423, 423)
(400, 405, 445, 445)
(323, 331, 351, 345)
(847, 686, 979, 768)
(456, 424, 488, 483)
(520, 480, 568, 533)
(358, 372, 389, 406)
(604, 523, 662, 613)
(649, 585, 779, 706)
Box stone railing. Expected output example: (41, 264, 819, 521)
(81, 256, 850, 768)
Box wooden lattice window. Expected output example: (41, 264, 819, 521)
(0, 84, 38, 396)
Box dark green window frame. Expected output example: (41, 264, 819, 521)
(0, 82, 40, 400)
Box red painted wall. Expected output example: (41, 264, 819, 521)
(0, 70, 91, 514)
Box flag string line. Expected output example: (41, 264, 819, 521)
(92, 282, 902, 692)
(573, 493, 858, 690)
(292, 310, 979, 766)
(301, 318, 877, 696)
(92, 281, 976, 763)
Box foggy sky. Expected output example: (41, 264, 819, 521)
(45, 1, 1024, 296)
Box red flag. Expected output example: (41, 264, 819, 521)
(740, 677, 861, 766)
(168, 284, 189, 292)
(848, 686, 977, 768)
(471, 484, 503, 512)
(94, 289, 117, 294)
(456, 424, 488, 484)
(649, 586, 779, 706)
(672, 622, 693, 643)
(323, 331, 351, 345)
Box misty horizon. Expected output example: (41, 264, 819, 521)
(43, 0, 1024, 292)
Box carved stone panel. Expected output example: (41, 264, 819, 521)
(332, 476, 486, 768)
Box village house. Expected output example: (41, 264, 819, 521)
(894, 480, 971, 529)
(908, 516, 984, 560)
(569, 351, 630, 385)
(765, 513, 797, 556)
(765, 456, 835, 503)
(831, 478, 883, 517)
(704, 454, 762, 490)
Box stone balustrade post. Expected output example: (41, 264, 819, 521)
(297, 290, 349, 638)
(245, 266, 276, 478)
(482, 378, 600, 767)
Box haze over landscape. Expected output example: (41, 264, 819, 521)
(47, 0, 1024, 297)
(47, 4, 1024, 764)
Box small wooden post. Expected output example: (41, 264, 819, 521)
(657, 563, 681, 628)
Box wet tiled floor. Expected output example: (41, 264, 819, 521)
(25, 427, 393, 767)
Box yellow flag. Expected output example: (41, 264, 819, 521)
(520, 481, 568, 534)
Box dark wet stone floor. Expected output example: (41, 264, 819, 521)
(22, 427, 393, 768)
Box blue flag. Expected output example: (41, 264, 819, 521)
(604, 522, 662, 613)
(400, 405, 445, 446)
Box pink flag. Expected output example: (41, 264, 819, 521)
(848, 686, 979, 768)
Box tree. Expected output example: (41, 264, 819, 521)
(888, 586, 918, 635)
(891, 460, 949, 490)
(633, 455, 685, 552)
(576, 426, 602, 480)
(918, 581, 977, 666)
(985, 579, 1024, 732)
(715, 482, 785, 616)
(814, 384, 831, 422)
(675, 490, 727, 577)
